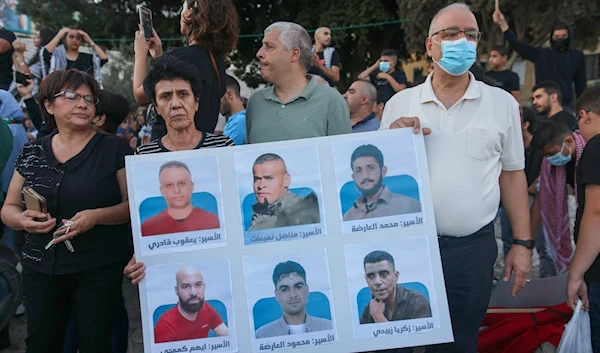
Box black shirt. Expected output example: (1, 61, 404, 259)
(549, 110, 577, 131)
(16, 132, 134, 275)
(525, 147, 543, 187)
(0, 28, 15, 85)
(485, 69, 520, 93)
(574, 134, 600, 284)
(370, 70, 407, 102)
(43, 51, 108, 77)
(307, 48, 341, 86)
(150, 45, 226, 140)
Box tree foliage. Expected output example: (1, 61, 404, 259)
(18, 0, 600, 91)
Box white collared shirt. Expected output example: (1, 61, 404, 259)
(380, 72, 524, 236)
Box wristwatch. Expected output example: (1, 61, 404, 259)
(513, 239, 535, 249)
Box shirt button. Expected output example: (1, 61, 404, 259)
(56, 183, 60, 186)
(281, 105, 286, 109)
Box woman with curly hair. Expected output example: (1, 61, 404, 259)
(133, 0, 239, 140)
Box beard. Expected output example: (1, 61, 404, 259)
(357, 176, 384, 198)
(536, 104, 551, 115)
(179, 296, 204, 314)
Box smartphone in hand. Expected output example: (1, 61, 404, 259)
(15, 71, 30, 86)
(137, 5, 153, 41)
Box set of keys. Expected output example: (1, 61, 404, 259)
(45, 221, 75, 253)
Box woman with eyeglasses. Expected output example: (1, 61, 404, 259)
(0, 69, 133, 353)
(132, 0, 239, 140)
(44, 26, 109, 86)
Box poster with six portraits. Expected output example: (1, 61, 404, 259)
(126, 129, 453, 353)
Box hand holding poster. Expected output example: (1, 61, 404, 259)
(126, 129, 453, 353)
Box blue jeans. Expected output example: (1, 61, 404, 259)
(590, 282, 600, 353)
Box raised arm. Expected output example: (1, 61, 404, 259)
(493, 10, 540, 62)
(357, 60, 380, 82)
(45, 28, 70, 54)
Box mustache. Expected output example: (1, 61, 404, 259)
(361, 179, 375, 185)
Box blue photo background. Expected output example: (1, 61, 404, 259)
(139, 192, 219, 223)
(153, 300, 227, 338)
(241, 187, 316, 231)
(356, 282, 429, 321)
(340, 175, 420, 215)
(253, 292, 332, 331)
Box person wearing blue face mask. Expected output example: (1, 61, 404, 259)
(380, 3, 533, 352)
(529, 120, 586, 279)
(357, 49, 407, 102)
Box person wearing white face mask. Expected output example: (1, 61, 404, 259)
(529, 120, 586, 277)
(379, 3, 533, 352)
(357, 49, 407, 102)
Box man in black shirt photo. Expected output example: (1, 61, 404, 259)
(567, 86, 600, 352)
(359, 250, 431, 326)
(532, 81, 577, 129)
(358, 49, 407, 101)
(307, 27, 340, 86)
(485, 45, 520, 101)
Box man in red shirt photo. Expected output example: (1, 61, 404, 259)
(141, 161, 220, 236)
(154, 267, 229, 343)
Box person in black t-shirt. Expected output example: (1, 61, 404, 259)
(485, 45, 520, 101)
(567, 86, 600, 351)
(530, 120, 587, 277)
(307, 27, 340, 86)
(133, 0, 239, 140)
(358, 49, 407, 101)
(532, 80, 577, 129)
(0, 27, 15, 90)
(1, 69, 133, 353)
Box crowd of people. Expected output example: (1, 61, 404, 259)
(0, 0, 598, 352)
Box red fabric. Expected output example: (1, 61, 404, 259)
(141, 207, 220, 236)
(478, 303, 572, 353)
(539, 132, 586, 273)
(154, 302, 223, 343)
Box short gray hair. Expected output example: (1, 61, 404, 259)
(360, 81, 377, 104)
(428, 3, 473, 37)
(264, 22, 313, 71)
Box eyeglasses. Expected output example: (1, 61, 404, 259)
(53, 91, 99, 105)
(430, 28, 482, 42)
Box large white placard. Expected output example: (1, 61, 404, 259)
(126, 129, 453, 353)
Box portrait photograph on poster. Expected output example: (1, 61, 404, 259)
(243, 248, 337, 352)
(344, 236, 440, 341)
(144, 259, 237, 353)
(234, 146, 326, 245)
(129, 156, 227, 256)
(332, 135, 425, 234)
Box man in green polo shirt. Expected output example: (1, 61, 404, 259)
(247, 22, 351, 144)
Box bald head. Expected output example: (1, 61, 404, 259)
(176, 267, 204, 286)
(344, 80, 377, 116)
(428, 3, 478, 37)
(314, 27, 332, 47)
(175, 267, 206, 314)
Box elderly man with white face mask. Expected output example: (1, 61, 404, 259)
(380, 3, 532, 353)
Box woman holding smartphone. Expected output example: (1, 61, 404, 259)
(132, 0, 239, 140)
(0, 69, 133, 353)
